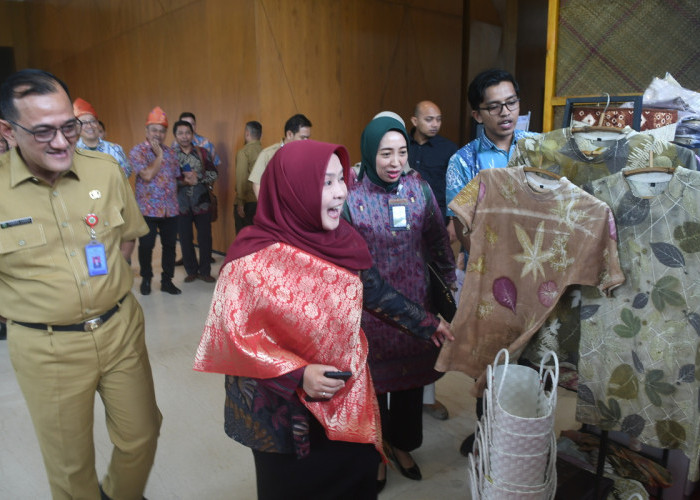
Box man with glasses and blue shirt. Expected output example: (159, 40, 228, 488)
(445, 68, 538, 242)
(0, 69, 161, 500)
(444, 68, 539, 456)
(74, 97, 132, 178)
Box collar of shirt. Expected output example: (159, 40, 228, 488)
(76, 137, 104, 151)
(8, 147, 80, 188)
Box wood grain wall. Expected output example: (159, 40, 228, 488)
(0, 0, 475, 252)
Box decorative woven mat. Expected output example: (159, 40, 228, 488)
(556, 0, 700, 96)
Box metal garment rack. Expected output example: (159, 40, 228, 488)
(565, 93, 667, 499)
(562, 95, 644, 131)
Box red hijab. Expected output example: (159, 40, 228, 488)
(225, 140, 372, 272)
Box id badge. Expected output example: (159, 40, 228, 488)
(389, 198, 409, 230)
(85, 241, 108, 276)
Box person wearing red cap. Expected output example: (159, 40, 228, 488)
(129, 106, 182, 295)
(73, 98, 132, 177)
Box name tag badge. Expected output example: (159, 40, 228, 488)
(389, 198, 409, 230)
(85, 241, 108, 276)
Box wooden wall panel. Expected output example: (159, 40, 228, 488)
(3, 0, 463, 253)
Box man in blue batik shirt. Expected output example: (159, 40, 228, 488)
(73, 97, 132, 178)
(445, 69, 538, 242)
(445, 69, 539, 457)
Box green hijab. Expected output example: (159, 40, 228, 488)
(359, 116, 410, 192)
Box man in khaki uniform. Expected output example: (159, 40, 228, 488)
(0, 69, 161, 500)
(248, 113, 312, 198)
(234, 120, 262, 233)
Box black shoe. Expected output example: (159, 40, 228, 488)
(161, 281, 182, 295)
(175, 258, 184, 266)
(390, 450, 421, 481)
(140, 279, 151, 295)
(460, 433, 475, 457)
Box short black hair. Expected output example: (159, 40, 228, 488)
(245, 120, 262, 140)
(173, 119, 194, 136)
(284, 114, 312, 134)
(0, 69, 71, 122)
(179, 112, 196, 122)
(467, 69, 519, 110)
(98, 120, 105, 131)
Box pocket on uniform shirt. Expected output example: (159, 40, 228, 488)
(92, 206, 126, 239)
(0, 223, 55, 278)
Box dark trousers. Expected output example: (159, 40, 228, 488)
(234, 201, 257, 234)
(178, 212, 212, 276)
(252, 418, 379, 500)
(377, 386, 424, 452)
(138, 216, 178, 283)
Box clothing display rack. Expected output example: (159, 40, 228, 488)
(562, 95, 644, 131)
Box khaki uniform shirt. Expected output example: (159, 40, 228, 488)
(235, 140, 262, 205)
(247, 141, 283, 185)
(0, 148, 148, 324)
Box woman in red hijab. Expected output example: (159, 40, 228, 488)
(195, 140, 452, 499)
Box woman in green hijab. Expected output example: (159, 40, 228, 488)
(344, 115, 455, 490)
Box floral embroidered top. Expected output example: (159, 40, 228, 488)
(576, 168, 700, 482)
(345, 171, 455, 394)
(129, 141, 180, 217)
(435, 166, 624, 392)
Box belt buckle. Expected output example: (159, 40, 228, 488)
(84, 317, 103, 332)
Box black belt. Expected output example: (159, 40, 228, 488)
(13, 295, 127, 332)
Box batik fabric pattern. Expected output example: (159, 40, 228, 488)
(509, 127, 698, 368)
(129, 141, 180, 217)
(576, 168, 700, 481)
(76, 137, 132, 177)
(194, 243, 381, 456)
(435, 167, 624, 392)
(345, 171, 455, 394)
(509, 127, 698, 187)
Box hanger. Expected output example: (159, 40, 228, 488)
(570, 93, 626, 135)
(523, 166, 561, 180)
(623, 151, 676, 177)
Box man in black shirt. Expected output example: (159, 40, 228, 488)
(408, 101, 458, 225)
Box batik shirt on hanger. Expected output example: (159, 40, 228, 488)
(576, 167, 700, 482)
(509, 127, 699, 368)
(434, 166, 624, 393)
(509, 127, 698, 186)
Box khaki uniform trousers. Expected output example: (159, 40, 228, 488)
(8, 293, 162, 500)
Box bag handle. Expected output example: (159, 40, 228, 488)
(491, 348, 510, 400)
(538, 350, 559, 383)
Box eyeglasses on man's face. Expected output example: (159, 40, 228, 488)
(8, 118, 82, 143)
(81, 118, 99, 128)
(478, 98, 520, 116)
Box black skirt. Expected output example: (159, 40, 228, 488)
(252, 418, 380, 500)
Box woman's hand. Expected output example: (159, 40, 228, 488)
(429, 318, 454, 347)
(302, 364, 346, 400)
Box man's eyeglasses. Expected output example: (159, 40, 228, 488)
(478, 98, 520, 116)
(81, 118, 99, 128)
(8, 119, 82, 143)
